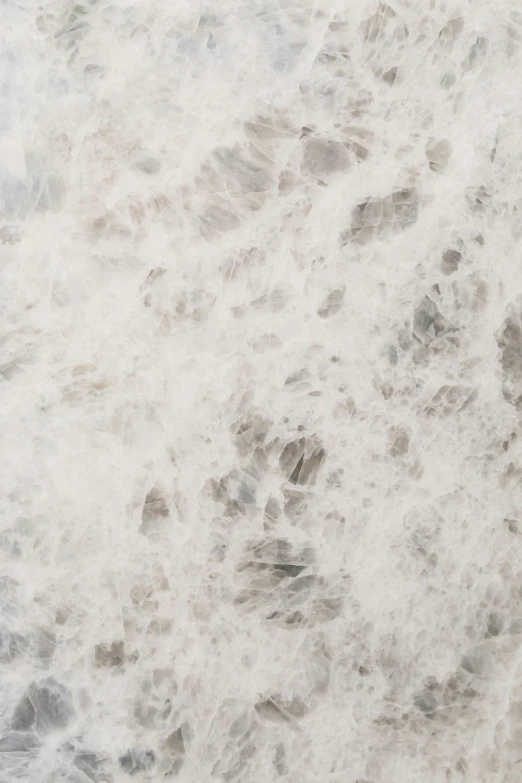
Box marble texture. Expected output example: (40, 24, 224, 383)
(1, 1, 522, 781)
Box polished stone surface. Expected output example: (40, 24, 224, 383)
(1, 2, 522, 781)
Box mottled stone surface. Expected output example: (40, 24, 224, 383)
(1, 2, 522, 782)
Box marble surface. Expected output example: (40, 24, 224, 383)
(1, 1, 522, 781)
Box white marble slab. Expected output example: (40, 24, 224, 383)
(1, 2, 522, 782)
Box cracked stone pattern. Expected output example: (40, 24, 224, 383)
(1, 2, 522, 782)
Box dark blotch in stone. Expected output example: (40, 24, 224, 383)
(119, 749, 156, 775)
